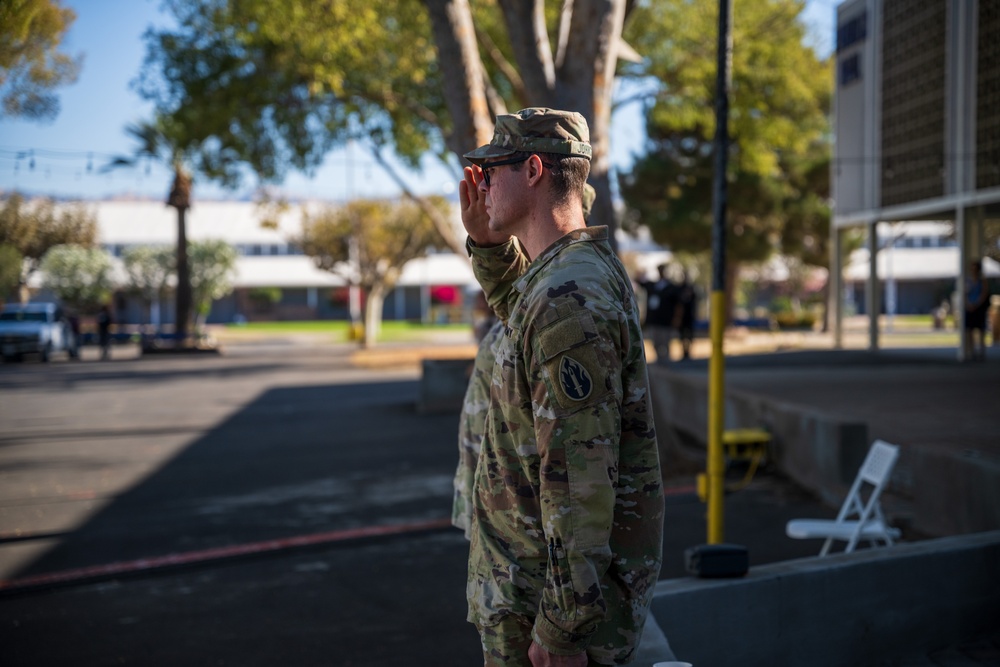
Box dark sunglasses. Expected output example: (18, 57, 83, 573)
(480, 155, 530, 187)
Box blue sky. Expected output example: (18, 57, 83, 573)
(0, 0, 837, 203)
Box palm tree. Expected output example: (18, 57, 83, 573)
(106, 120, 195, 343)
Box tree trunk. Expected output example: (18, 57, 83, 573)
(426, 0, 627, 247)
(554, 0, 626, 248)
(174, 206, 192, 344)
(168, 167, 193, 345)
(423, 0, 494, 161)
(497, 0, 556, 97)
(819, 275, 831, 333)
(362, 285, 386, 349)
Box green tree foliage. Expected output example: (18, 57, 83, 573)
(619, 0, 832, 314)
(122, 245, 174, 326)
(0, 0, 81, 120)
(248, 287, 282, 305)
(122, 245, 174, 298)
(137, 0, 636, 248)
(779, 155, 832, 267)
(39, 244, 113, 313)
(135, 0, 460, 252)
(0, 244, 23, 302)
(0, 192, 97, 298)
(188, 239, 237, 329)
(300, 197, 447, 348)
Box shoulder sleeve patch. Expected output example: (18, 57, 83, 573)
(533, 311, 613, 414)
(559, 356, 593, 401)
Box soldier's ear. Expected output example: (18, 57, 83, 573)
(525, 154, 545, 186)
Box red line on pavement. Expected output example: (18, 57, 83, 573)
(0, 517, 453, 594)
(3, 486, 698, 594)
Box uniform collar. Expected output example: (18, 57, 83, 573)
(514, 226, 609, 293)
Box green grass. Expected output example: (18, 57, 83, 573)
(883, 314, 935, 329)
(225, 321, 351, 333)
(373, 321, 471, 342)
(221, 320, 471, 342)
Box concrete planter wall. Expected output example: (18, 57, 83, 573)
(651, 531, 1000, 667)
(646, 365, 999, 537)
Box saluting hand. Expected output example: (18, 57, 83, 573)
(459, 165, 509, 248)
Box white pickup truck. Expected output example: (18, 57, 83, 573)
(0, 302, 79, 362)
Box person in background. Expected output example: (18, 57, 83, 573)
(97, 304, 113, 361)
(458, 107, 663, 667)
(674, 269, 697, 361)
(964, 259, 990, 361)
(452, 292, 502, 538)
(637, 263, 677, 364)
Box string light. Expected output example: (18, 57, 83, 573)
(0, 144, 389, 201)
(1, 144, 993, 176)
(0, 145, 380, 174)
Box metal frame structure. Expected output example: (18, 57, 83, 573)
(832, 0, 999, 360)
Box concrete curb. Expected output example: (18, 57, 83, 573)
(645, 364, 1000, 536)
(650, 531, 1000, 667)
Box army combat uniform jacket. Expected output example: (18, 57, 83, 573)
(453, 318, 505, 538)
(466, 226, 664, 664)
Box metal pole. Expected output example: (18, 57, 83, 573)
(707, 0, 733, 545)
(957, 205, 968, 361)
(831, 226, 843, 349)
(866, 222, 879, 350)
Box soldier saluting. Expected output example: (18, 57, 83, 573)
(459, 107, 664, 667)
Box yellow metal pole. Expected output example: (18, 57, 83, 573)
(706, 0, 732, 545)
(707, 290, 726, 544)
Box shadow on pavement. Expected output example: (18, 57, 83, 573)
(0, 369, 842, 667)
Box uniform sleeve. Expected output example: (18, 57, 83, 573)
(451, 320, 503, 538)
(467, 237, 530, 323)
(526, 299, 625, 655)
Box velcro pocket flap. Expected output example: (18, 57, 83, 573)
(537, 313, 591, 363)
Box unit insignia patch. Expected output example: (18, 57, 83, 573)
(559, 356, 593, 401)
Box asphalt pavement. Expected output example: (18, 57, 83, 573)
(0, 343, 848, 666)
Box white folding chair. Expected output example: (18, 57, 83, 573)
(786, 439, 902, 556)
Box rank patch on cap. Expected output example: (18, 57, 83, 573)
(559, 356, 593, 401)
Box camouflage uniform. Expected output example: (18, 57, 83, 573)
(454, 188, 595, 539)
(453, 317, 505, 538)
(465, 232, 663, 663)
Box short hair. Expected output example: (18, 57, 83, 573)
(508, 151, 591, 206)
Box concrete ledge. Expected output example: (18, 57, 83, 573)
(906, 445, 1000, 536)
(647, 366, 1000, 535)
(648, 366, 869, 508)
(651, 531, 1000, 667)
(417, 358, 473, 413)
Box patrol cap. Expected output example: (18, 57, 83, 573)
(464, 107, 593, 164)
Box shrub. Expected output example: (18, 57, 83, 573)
(774, 311, 817, 330)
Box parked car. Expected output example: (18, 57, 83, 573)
(0, 302, 79, 362)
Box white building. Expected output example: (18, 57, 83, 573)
(844, 222, 999, 316)
(75, 198, 478, 326)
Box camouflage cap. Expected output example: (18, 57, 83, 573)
(464, 107, 592, 164)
